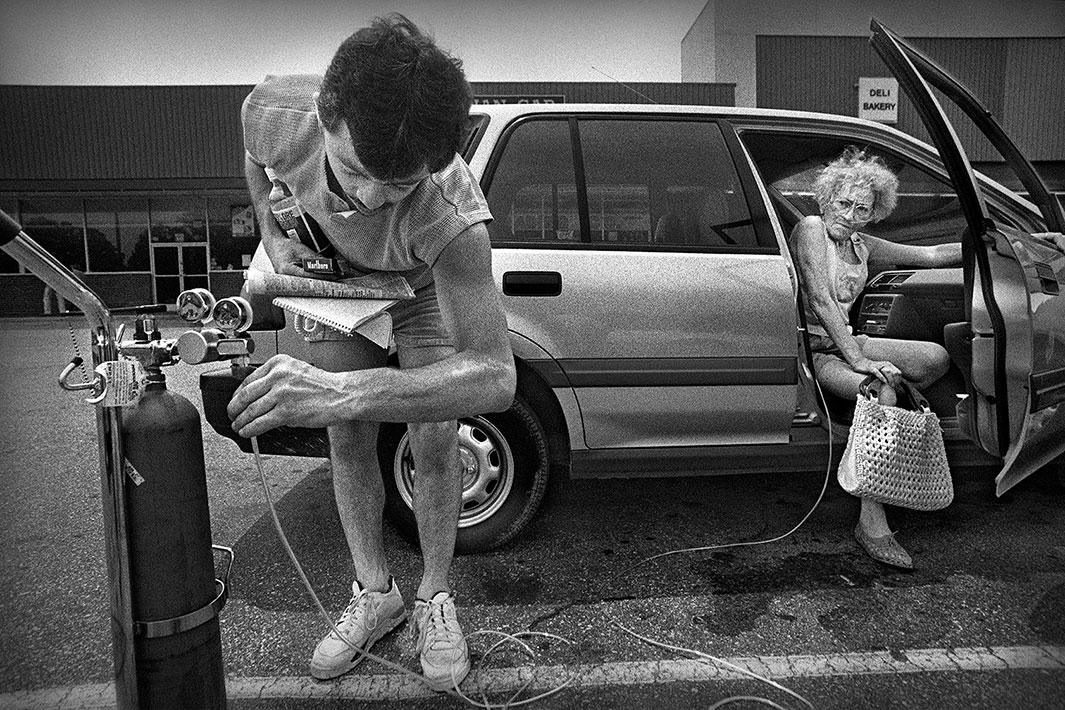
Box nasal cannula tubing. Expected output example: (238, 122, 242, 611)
(250, 369, 833, 709)
(250, 436, 579, 708)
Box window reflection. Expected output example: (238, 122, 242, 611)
(150, 196, 206, 243)
(20, 197, 86, 271)
(208, 197, 259, 271)
(85, 197, 150, 271)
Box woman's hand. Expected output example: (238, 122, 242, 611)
(852, 357, 903, 387)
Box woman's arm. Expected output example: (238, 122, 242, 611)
(864, 234, 962, 268)
(792, 217, 864, 364)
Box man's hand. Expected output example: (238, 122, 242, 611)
(262, 233, 324, 278)
(228, 355, 348, 437)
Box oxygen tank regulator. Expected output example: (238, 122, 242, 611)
(59, 289, 256, 409)
(54, 290, 254, 710)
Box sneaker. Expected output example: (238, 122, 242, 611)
(310, 578, 407, 680)
(411, 591, 470, 691)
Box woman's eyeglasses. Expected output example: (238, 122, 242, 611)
(831, 198, 874, 221)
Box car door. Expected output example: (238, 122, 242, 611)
(870, 20, 1065, 494)
(481, 113, 797, 450)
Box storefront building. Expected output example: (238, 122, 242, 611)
(681, 0, 1065, 201)
(0, 82, 731, 316)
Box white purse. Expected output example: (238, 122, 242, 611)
(838, 377, 954, 511)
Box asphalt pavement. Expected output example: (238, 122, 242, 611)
(1, 318, 1063, 709)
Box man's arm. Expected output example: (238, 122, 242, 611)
(244, 153, 319, 276)
(227, 222, 516, 437)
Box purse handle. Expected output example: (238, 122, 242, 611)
(857, 374, 932, 413)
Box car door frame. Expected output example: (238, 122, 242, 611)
(869, 18, 1065, 493)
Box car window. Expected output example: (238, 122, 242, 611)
(740, 130, 1037, 247)
(577, 119, 762, 250)
(485, 118, 580, 244)
(485, 116, 766, 251)
(740, 131, 969, 248)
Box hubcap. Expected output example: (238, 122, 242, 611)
(393, 417, 515, 527)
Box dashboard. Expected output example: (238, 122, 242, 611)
(854, 268, 965, 344)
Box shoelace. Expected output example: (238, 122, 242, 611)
(333, 590, 377, 639)
(414, 598, 457, 652)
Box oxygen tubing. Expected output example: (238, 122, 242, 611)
(250, 436, 579, 709)
(248, 356, 834, 708)
(605, 376, 835, 710)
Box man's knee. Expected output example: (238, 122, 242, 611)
(406, 421, 458, 476)
(328, 421, 379, 466)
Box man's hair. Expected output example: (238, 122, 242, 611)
(813, 146, 899, 222)
(317, 13, 472, 179)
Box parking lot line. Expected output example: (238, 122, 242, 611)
(4, 645, 1063, 707)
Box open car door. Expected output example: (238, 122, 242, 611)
(870, 19, 1065, 495)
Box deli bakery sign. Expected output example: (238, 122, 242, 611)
(858, 77, 898, 124)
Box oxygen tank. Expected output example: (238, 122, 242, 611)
(122, 366, 226, 709)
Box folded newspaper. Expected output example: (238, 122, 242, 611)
(244, 269, 415, 300)
(244, 267, 414, 348)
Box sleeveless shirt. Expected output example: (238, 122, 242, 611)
(804, 219, 870, 338)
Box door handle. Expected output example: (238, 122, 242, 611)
(502, 271, 562, 297)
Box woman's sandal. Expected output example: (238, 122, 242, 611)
(854, 524, 913, 570)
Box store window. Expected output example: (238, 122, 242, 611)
(19, 197, 86, 271)
(85, 197, 150, 271)
(150, 196, 206, 243)
(208, 196, 259, 271)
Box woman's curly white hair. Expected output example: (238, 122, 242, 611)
(813, 146, 899, 222)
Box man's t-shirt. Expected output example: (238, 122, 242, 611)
(242, 74, 492, 290)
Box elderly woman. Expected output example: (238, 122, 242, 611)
(791, 147, 961, 569)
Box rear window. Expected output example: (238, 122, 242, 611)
(484, 116, 767, 252)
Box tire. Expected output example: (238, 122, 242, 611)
(377, 396, 551, 553)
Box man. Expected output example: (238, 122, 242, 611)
(229, 14, 515, 690)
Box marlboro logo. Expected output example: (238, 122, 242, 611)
(303, 257, 339, 274)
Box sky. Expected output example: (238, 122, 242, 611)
(0, 0, 708, 85)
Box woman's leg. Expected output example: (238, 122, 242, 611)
(814, 356, 896, 537)
(859, 337, 951, 390)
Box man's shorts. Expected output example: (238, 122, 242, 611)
(299, 280, 453, 371)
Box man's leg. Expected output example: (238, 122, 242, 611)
(329, 419, 391, 592)
(396, 342, 470, 690)
(303, 335, 407, 681)
(395, 344, 462, 599)
(305, 335, 392, 589)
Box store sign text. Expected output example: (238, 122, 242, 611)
(858, 78, 898, 124)
(473, 95, 565, 105)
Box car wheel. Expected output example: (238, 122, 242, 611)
(378, 396, 550, 553)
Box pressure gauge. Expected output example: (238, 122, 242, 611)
(176, 288, 216, 324)
(211, 296, 253, 334)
